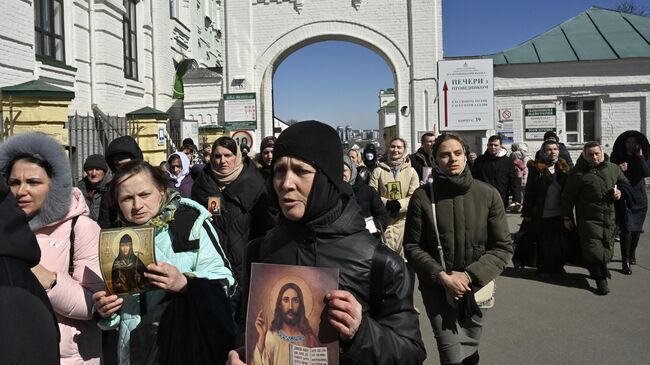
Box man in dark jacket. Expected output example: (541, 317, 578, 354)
(228, 121, 426, 365)
(534, 131, 574, 167)
(472, 135, 521, 209)
(77, 154, 109, 221)
(97, 136, 143, 228)
(562, 142, 628, 295)
(410, 132, 435, 183)
(0, 178, 60, 364)
(343, 156, 389, 235)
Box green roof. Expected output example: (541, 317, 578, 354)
(490, 7, 650, 65)
(126, 106, 168, 120)
(0, 79, 75, 99)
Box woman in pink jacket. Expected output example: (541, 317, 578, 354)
(0, 133, 104, 364)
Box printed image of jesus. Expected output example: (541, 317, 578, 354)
(253, 282, 320, 365)
(110, 234, 147, 294)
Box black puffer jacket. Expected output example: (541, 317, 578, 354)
(611, 130, 650, 232)
(472, 149, 521, 207)
(0, 179, 60, 365)
(243, 197, 426, 365)
(191, 159, 271, 316)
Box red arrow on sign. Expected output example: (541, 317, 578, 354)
(443, 81, 449, 127)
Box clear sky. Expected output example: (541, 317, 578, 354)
(273, 0, 648, 130)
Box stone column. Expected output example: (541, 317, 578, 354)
(0, 80, 74, 145)
(126, 106, 169, 164)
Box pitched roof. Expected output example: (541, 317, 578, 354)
(0, 79, 75, 99)
(490, 6, 650, 65)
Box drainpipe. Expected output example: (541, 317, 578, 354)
(88, 0, 96, 108)
(149, 0, 157, 108)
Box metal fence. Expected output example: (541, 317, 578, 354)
(0, 96, 16, 142)
(67, 109, 128, 182)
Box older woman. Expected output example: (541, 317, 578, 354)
(404, 133, 513, 365)
(93, 160, 235, 364)
(228, 120, 425, 365)
(521, 140, 571, 277)
(191, 136, 271, 318)
(166, 152, 193, 198)
(369, 137, 420, 256)
(0, 132, 105, 364)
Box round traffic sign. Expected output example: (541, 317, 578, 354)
(231, 130, 254, 149)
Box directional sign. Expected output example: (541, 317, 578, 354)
(438, 59, 494, 131)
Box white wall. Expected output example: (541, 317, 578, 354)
(493, 58, 650, 159)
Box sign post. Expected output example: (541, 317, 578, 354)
(224, 93, 257, 131)
(437, 59, 494, 131)
(524, 104, 556, 140)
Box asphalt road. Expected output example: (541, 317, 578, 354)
(414, 212, 650, 365)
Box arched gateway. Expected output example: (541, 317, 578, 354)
(223, 0, 442, 151)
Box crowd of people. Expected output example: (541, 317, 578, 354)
(0, 124, 646, 365)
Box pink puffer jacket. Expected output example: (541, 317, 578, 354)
(35, 188, 104, 364)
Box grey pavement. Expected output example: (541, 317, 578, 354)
(414, 213, 650, 365)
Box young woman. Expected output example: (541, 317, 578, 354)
(521, 140, 571, 277)
(404, 133, 513, 365)
(369, 138, 419, 256)
(92, 160, 234, 364)
(0, 132, 104, 364)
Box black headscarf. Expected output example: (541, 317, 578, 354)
(272, 121, 344, 223)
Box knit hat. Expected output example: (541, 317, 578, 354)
(273, 121, 343, 191)
(260, 136, 276, 151)
(83, 154, 108, 172)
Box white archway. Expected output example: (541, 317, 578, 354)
(224, 1, 441, 151)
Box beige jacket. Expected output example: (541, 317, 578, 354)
(369, 159, 420, 256)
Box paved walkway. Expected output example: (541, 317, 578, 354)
(415, 213, 650, 364)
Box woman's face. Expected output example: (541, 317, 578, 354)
(625, 136, 639, 155)
(262, 147, 274, 166)
(211, 146, 237, 174)
(8, 159, 52, 218)
(116, 171, 165, 225)
(120, 242, 132, 256)
(389, 140, 405, 161)
(343, 165, 352, 183)
(168, 156, 182, 177)
(435, 139, 466, 176)
(544, 144, 559, 161)
(273, 157, 316, 221)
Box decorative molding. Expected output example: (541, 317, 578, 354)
(294, 0, 304, 14)
(352, 0, 362, 10)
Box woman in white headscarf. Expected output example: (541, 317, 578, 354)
(166, 152, 193, 198)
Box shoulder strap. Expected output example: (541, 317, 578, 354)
(428, 183, 447, 273)
(369, 243, 388, 319)
(68, 216, 79, 276)
(201, 221, 232, 273)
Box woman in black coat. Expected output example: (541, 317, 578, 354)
(191, 136, 272, 318)
(521, 140, 571, 277)
(343, 156, 389, 235)
(611, 130, 650, 274)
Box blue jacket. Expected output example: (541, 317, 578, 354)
(98, 198, 234, 364)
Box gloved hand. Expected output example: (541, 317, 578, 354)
(385, 200, 401, 216)
(457, 288, 483, 322)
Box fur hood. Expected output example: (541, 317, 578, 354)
(527, 158, 570, 184)
(0, 133, 72, 231)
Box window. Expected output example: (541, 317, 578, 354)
(565, 99, 597, 144)
(34, 0, 66, 62)
(123, 0, 138, 80)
